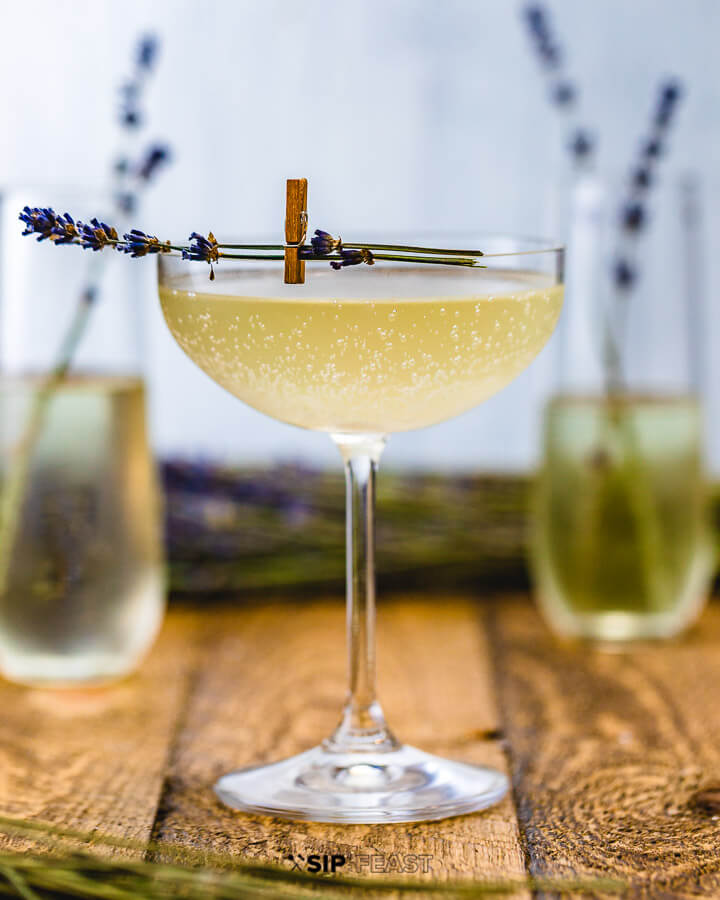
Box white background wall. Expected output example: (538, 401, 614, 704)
(1, 0, 718, 470)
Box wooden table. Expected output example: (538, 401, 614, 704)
(1, 595, 720, 895)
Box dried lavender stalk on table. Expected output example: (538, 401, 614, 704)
(162, 463, 533, 597)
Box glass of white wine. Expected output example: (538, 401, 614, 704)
(158, 234, 564, 823)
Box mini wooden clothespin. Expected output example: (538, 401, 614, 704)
(284, 178, 308, 284)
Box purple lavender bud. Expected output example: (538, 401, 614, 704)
(643, 137, 663, 158)
(538, 38, 562, 67)
(51, 212, 80, 244)
(614, 258, 636, 289)
(183, 232, 220, 263)
(115, 192, 136, 215)
(121, 107, 142, 129)
(120, 81, 139, 101)
(632, 167, 652, 190)
(621, 202, 645, 232)
(660, 79, 682, 107)
(569, 129, 594, 159)
(19, 206, 58, 241)
(310, 229, 342, 255)
(329, 248, 374, 270)
(551, 80, 575, 106)
(122, 229, 169, 257)
(654, 79, 683, 128)
(78, 218, 119, 251)
(524, 6, 547, 37)
(137, 144, 171, 181)
(137, 34, 158, 70)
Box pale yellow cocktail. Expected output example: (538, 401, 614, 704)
(160, 266, 562, 433)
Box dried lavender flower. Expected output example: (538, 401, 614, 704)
(115, 192, 136, 215)
(613, 258, 636, 289)
(79, 218, 119, 251)
(569, 129, 594, 160)
(632, 167, 652, 190)
(183, 232, 220, 279)
(552, 80, 575, 107)
(122, 229, 171, 257)
(643, 138, 663, 159)
(330, 248, 374, 270)
(621, 202, 646, 232)
(607, 76, 685, 327)
(19, 208, 81, 244)
(121, 107, 142, 129)
(119, 34, 161, 129)
(522, 6, 594, 167)
(19, 207, 61, 241)
(654, 79, 683, 129)
(51, 213, 81, 244)
(183, 232, 220, 263)
(136, 144, 171, 181)
(660, 80, 682, 107)
(523, 6, 561, 68)
(136, 34, 158, 71)
(310, 229, 342, 255)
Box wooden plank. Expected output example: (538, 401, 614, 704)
(150, 598, 527, 885)
(0, 609, 204, 858)
(489, 597, 720, 897)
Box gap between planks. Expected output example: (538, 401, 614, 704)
(487, 595, 720, 898)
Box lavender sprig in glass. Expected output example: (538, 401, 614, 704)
(604, 79, 684, 393)
(0, 35, 172, 597)
(521, 4, 595, 168)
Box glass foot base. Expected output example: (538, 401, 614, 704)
(214, 743, 508, 824)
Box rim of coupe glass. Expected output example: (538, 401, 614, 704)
(163, 231, 563, 255)
(158, 232, 564, 283)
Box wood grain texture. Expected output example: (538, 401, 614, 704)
(489, 597, 720, 898)
(0, 610, 204, 858)
(150, 598, 527, 884)
(284, 177, 307, 284)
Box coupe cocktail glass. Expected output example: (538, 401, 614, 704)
(158, 234, 564, 823)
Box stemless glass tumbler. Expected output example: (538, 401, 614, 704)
(0, 188, 165, 685)
(532, 174, 714, 643)
(159, 234, 564, 823)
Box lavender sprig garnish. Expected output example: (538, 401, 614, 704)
(19, 216, 489, 277)
(522, 5, 595, 167)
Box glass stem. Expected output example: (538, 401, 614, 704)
(325, 434, 398, 754)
